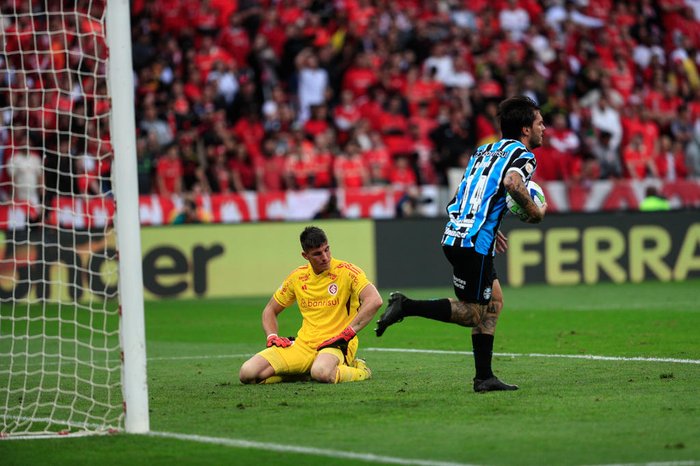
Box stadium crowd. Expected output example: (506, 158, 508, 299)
(1, 0, 700, 204)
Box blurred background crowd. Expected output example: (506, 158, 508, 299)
(1, 0, 700, 204)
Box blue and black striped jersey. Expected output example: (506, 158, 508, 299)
(442, 139, 537, 255)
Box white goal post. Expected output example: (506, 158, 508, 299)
(0, 0, 149, 437)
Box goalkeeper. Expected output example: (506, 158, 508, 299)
(239, 226, 383, 384)
(375, 96, 547, 392)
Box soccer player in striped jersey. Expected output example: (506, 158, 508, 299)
(375, 96, 547, 392)
(239, 226, 383, 384)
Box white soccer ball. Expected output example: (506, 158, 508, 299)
(505, 180, 546, 221)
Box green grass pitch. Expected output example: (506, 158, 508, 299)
(2, 280, 700, 466)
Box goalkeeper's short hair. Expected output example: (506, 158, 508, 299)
(300, 226, 328, 251)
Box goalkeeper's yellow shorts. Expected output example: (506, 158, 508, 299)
(258, 337, 358, 375)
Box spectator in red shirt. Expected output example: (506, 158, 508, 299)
(533, 135, 565, 182)
(636, 106, 661, 161)
(623, 133, 656, 180)
(548, 113, 581, 179)
(654, 135, 689, 181)
(217, 13, 251, 67)
(303, 104, 331, 139)
(609, 53, 635, 104)
(228, 145, 257, 192)
(411, 64, 446, 114)
(656, 82, 684, 130)
(193, 35, 234, 81)
(358, 86, 389, 131)
(380, 96, 410, 139)
(256, 137, 287, 193)
(333, 89, 362, 144)
(345, 0, 376, 37)
(620, 102, 644, 149)
(284, 150, 314, 190)
(156, 143, 184, 196)
(379, 95, 411, 156)
(475, 65, 503, 100)
(408, 101, 438, 141)
(258, 9, 286, 59)
(475, 100, 499, 146)
(192, 0, 220, 35)
(334, 141, 369, 189)
(309, 131, 335, 189)
(388, 154, 418, 190)
(342, 52, 379, 98)
(363, 131, 393, 186)
(232, 111, 265, 162)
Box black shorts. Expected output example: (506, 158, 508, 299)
(442, 245, 496, 304)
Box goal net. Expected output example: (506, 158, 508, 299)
(0, 0, 148, 437)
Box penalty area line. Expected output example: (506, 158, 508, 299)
(364, 348, 700, 365)
(148, 431, 480, 466)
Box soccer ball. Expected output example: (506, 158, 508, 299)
(505, 180, 546, 221)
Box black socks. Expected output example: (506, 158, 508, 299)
(472, 333, 495, 380)
(404, 297, 452, 322)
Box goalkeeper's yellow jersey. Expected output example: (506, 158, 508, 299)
(273, 258, 371, 349)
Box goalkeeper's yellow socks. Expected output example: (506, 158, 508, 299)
(259, 374, 311, 384)
(404, 297, 452, 322)
(259, 375, 283, 384)
(335, 359, 372, 383)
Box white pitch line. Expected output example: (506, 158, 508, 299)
(16, 350, 700, 368)
(148, 431, 480, 466)
(364, 348, 700, 365)
(584, 462, 700, 466)
(149, 349, 700, 365)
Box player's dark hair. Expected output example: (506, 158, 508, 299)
(498, 95, 540, 140)
(300, 226, 328, 251)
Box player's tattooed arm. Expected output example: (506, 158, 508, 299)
(503, 171, 545, 223)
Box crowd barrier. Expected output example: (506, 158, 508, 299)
(1, 180, 698, 229)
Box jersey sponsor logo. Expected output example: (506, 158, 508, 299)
(444, 228, 467, 238)
(328, 283, 338, 295)
(299, 297, 339, 308)
(328, 272, 337, 281)
(299, 274, 310, 282)
(476, 149, 508, 158)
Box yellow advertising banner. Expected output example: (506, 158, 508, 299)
(139, 220, 377, 300)
(0, 221, 375, 301)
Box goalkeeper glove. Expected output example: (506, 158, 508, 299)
(317, 326, 356, 351)
(266, 334, 292, 348)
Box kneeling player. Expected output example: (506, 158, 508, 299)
(239, 226, 382, 384)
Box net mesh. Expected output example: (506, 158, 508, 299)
(0, 0, 123, 436)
